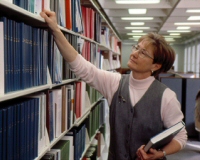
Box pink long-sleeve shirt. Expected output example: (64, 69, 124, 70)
(69, 54, 188, 149)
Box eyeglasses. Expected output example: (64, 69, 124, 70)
(131, 45, 154, 60)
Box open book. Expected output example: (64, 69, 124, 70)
(144, 121, 185, 152)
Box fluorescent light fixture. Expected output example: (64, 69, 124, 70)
(186, 9, 200, 13)
(131, 30, 143, 32)
(177, 26, 190, 29)
(164, 36, 181, 38)
(127, 33, 146, 35)
(170, 33, 180, 36)
(174, 22, 200, 25)
(128, 9, 147, 14)
(125, 27, 150, 29)
(167, 30, 191, 33)
(133, 36, 142, 38)
(188, 16, 200, 20)
(122, 17, 153, 20)
(131, 22, 145, 25)
(165, 38, 174, 40)
(129, 38, 139, 42)
(164, 37, 175, 42)
(116, 0, 160, 4)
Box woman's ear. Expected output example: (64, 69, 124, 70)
(152, 63, 162, 72)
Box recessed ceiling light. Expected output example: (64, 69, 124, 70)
(125, 27, 150, 29)
(188, 16, 200, 20)
(167, 30, 191, 33)
(133, 36, 142, 38)
(164, 36, 181, 38)
(127, 33, 146, 35)
(177, 26, 190, 29)
(116, 0, 160, 4)
(131, 30, 143, 32)
(122, 17, 153, 20)
(128, 9, 147, 14)
(131, 22, 145, 25)
(170, 33, 180, 36)
(174, 22, 200, 25)
(186, 9, 200, 13)
(165, 39, 175, 42)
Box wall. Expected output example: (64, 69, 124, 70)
(171, 44, 185, 72)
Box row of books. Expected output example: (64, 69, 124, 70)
(101, 51, 121, 70)
(0, 16, 106, 95)
(43, 97, 106, 160)
(11, 0, 83, 33)
(12, 0, 50, 15)
(85, 100, 106, 140)
(0, 97, 41, 160)
(81, 6, 102, 42)
(0, 17, 48, 94)
(41, 123, 86, 160)
(0, 83, 106, 160)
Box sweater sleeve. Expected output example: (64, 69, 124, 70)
(68, 54, 121, 105)
(161, 88, 188, 149)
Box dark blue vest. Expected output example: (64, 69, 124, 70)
(108, 75, 167, 160)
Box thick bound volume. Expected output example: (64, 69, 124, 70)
(144, 121, 185, 152)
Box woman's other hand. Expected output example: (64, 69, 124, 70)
(136, 145, 165, 160)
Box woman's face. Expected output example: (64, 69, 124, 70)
(127, 40, 161, 79)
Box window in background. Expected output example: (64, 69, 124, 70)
(184, 47, 188, 73)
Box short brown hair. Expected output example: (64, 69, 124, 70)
(138, 32, 175, 78)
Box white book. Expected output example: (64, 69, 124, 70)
(0, 22, 4, 96)
(81, 81, 86, 116)
(26, 93, 47, 154)
(34, 0, 42, 15)
(144, 121, 185, 152)
(43, 0, 50, 10)
(50, 149, 61, 160)
(66, 84, 75, 126)
(53, 89, 62, 138)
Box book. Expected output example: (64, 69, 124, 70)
(144, 121, 185, 152)
(0, 21, 5, 96)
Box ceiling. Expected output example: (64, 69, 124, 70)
(95, 0, 200, 44)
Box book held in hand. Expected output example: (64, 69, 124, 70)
(144, 121, 185, 152)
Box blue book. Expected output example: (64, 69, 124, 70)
(19, 22, 25, 90)
(16, 103, 21, 160)
(28, 26, 33, 88)
(29, 99, 35, 159)
(35, 98, 39, 158)
(19, 102, 25, 159)
(2, 107, 7, 160)
(47, 34, 54, 83)
(67, 89, 71, 129)
(43, 30, 48, 85)
(8, 19, 14, 92)
(49, 91, 54, 142)
(25, 100, 31, 159)
(6, 106, 13, 159)
(144, 121, 185, 152)
(15, 22, 21, 91)
(32, 27, 38, 87)
(12, 104, 17, 159)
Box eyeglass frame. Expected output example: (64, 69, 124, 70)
(131, 45, 154, 60)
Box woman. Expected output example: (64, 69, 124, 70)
(40, 10, 187, 160)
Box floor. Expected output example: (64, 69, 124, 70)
(166, 138, 200, 160)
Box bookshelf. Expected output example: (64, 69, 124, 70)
(0, 0, 121, 160)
